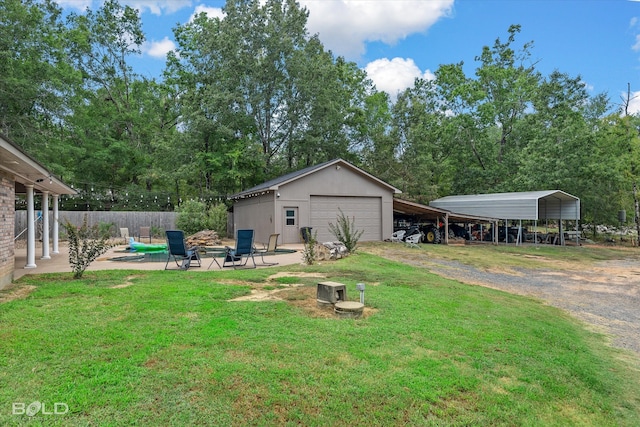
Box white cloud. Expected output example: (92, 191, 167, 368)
(55, 0, 192, 15)
(189, 4, 225, 22)
(633, 34, 640, 52)
(144, 37, 176, 59)
(54, 0, 92, 11)
(365, 57, 434, 99)
(119, 0, 193, 15)
(300, 0, 454, 59)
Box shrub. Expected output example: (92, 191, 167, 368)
(328, 208, 364, 253)
(176, 200, 228, 236)
(97, 221, 116, 237)
(301, 230, 318, 265)
(208, 203, 228, 236)
(151, 225, 164, 238)
(176, 200, 210, 235)
(62, 216, 112, 279)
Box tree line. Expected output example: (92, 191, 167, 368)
(3, 0, 640, 228)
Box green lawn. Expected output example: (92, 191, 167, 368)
(1, 249, 639, 426)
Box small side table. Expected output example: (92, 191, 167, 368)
(205, 248, 227, 270)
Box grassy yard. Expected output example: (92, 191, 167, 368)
(1, 247, 639, 426)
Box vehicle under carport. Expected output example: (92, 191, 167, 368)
(393, 198, 499, 244)
(429, 190, 581, 245)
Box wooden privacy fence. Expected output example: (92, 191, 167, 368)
(14, 211, 177, 241)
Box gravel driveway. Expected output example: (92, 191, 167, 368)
(365, 246, 640, 356)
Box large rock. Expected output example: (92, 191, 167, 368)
(186, 230, 221, 247)
(315, 241, 349, 261)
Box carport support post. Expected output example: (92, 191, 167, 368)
(444, 214, 449, 244)
(559, 203, 564, 246)
(504, 220, 508, 245)
(575, 210, 580, 246)
(516, 219, 522, 246)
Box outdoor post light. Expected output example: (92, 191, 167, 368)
(356, 283, 365, 304)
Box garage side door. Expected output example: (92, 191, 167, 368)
(310, 196, 382, 242)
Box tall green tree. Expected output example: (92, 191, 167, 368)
(432, 25, 541, 194)
(170, 0, 368, 194)
(65, 0, 168, 199)
(387, 79, 453, 201)
(0, 0, 77, 162)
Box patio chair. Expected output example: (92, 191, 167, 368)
(223, 229, 256, 269)
(119, 227, 130, 244)
(139, 226, 152, 243)
(255, 233, 280, 266)
(164, 230, 201, 270)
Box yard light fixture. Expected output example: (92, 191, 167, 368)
(356, 283, 365, 304)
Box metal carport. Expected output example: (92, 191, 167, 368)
(429, 190, 581, 245)
(393, 198, 499, 244)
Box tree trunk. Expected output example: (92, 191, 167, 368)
(635, 181, 640, 247)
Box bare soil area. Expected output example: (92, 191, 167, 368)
(363, 245, 640, 357)
(228, 272, 378, 318)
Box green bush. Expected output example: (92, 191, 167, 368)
(97, 221, 116, 237)
(62, 215, 112, 279)
(175, 200, 209, 235)
(328, 208, 364, 253)
(151, 225, 164, 238)
(176, 200, 228, 236)
(301, 229, 318, 265)
(208, 203, 228, 236)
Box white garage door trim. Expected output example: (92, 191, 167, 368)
(310, 196, 382, 242)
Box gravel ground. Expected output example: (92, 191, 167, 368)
(366, 246, 640, 357)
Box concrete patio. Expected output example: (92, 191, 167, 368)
(13, 240, 306, 281)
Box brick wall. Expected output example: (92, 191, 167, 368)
(0, 171, 15, 289)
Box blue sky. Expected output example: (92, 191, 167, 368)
(56, 0, 640, 112)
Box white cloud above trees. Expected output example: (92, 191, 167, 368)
(365, 58, 435, 100)
(300, 0, 454, 59)
(143, 36, 176, 58)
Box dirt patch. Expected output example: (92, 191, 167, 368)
(266, 272, 326, 280)
(0, 284, 37, 303)
(227, 272, 377, 319)
(111, 275, 144, 289)
(280, 286, 377, 319)
(228, 283, 307, 302)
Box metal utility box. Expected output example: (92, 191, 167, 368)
(317, 281, 347, 305)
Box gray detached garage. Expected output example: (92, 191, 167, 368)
(229, 159, 401, 244)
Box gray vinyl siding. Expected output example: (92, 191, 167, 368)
(310, 196, 382, 242)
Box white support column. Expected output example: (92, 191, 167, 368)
(25, 185, 37, 268)
(41, 191, 50, 259)
(52, 194, 59, 254)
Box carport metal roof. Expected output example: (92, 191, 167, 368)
(393, 198, 498, 223)
(429, 190, 580, 221)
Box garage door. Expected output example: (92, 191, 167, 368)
(310, 196, 382, 242)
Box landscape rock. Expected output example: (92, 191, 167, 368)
(186, 230, 221, 248)
(315, 241, 349, 261)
